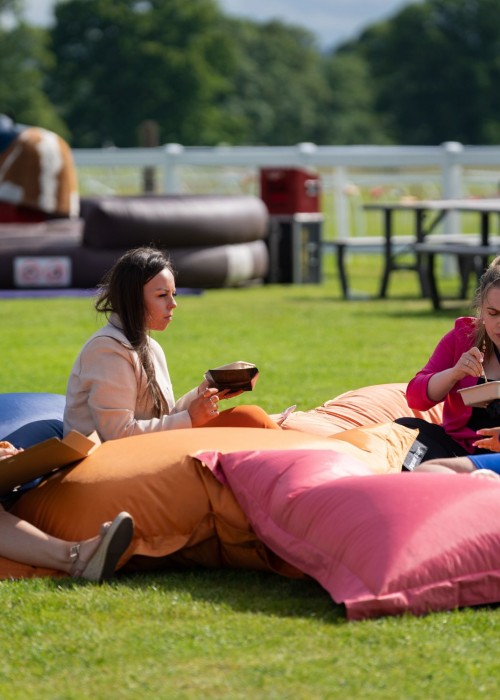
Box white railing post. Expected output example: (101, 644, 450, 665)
(296, 141, 317, 164)
(164, 143, 184, 193)
(441, 141, 464, 233)
(333, 166, 349, 238)
(440, 141, 464, 275)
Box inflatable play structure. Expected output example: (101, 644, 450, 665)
(0, 115, 79, 222)
(0, 195, 269, 289)
(3, 384, 500, 621)
(0, 118, 269, 289)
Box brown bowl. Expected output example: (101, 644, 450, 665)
(205, 362, 259, 392)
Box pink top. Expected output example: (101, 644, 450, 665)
(406, 316, 480, 453)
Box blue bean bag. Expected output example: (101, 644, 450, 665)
(0, 393, 65, 447)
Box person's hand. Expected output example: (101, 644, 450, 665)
(454, 347, 484, 380)
(472, 427, 500, 452)
(188, 387, 221, 427)
(217, 388, 244, 400)
(198, 380, 243, 400)
(197, 379, 211, 395)
(0, 441, 22, 460)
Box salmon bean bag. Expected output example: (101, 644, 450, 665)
(281, 382, 443, 436)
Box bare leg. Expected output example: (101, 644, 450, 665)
(413, 456, 476, 474)
(0, 506, 132, 578)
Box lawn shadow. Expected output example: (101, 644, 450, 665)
(284, 290, 474, 311)
(54, 567, 347, 624)
(368, 304, 471, 320)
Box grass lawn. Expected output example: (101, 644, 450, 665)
(0, 255, 497, 699)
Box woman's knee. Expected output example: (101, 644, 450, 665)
(207, 405, 281, 429)
(414, 456, 475, 473)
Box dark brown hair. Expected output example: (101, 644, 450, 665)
(95, 246, 174, 417)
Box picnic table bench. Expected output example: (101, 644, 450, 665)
(414, 239, 500, 310)
(323, 231, 497, 303)
(322, 236, 414, 299)
(351, 198, 500, 308)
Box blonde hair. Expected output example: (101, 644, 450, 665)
(473, 255, 500, 358)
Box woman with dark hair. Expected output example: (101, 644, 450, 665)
(397, 255, 500, 464)
(64, 247, 280, 441)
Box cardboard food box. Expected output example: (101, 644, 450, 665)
(457, 381, 500, 407)
(0, 430, 100, 495)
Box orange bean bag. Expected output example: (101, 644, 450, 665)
(6, 420, 416, 580)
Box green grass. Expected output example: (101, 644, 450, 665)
(0, 257, 493, 700)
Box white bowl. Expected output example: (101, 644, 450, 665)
(458, 381, 500, 407)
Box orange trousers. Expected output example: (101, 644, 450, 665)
(203, 405, 281, 430)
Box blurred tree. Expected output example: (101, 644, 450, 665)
(219, 17, 392, 145)
(0, 1, 69, 137)
(49, 2, 388, 147)
(349, 0, 500, 144)
(10, 0, 500, 148)
(0, 0, 20, 16)
(47, 0, 238, 146)
(314, 52, 390, 144)
(217, 18, 328, 145)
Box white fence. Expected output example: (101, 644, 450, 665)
(72, 142, 500, 237)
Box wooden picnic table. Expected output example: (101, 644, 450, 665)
(362, 198, 500, 307)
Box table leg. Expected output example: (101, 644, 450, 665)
(415, 209, 431, 298)
(425, 252, 441, 311)
(481, 212, 489, 246)
(457, 256, 472, 299)
(378, 210, 392, 298)
(335, 244, 349, 299)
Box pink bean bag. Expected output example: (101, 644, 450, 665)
(199, 450, 500, 620)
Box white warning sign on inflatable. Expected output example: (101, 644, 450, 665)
(14, 257, 72, 288)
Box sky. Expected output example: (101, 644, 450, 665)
(22, 0, 422, 50)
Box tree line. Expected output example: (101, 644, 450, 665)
(2, 0, 500, 147)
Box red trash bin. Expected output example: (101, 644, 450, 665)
(259, 168, 320, 215)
